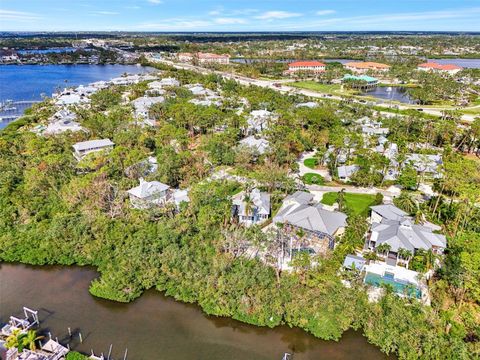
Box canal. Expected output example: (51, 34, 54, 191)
(0, 263, 389, 360)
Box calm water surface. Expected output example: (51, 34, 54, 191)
(0, 263, 389, 360)
(359, 86, 416, 104)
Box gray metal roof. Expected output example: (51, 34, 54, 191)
(343, 255, 366, 270)
(371, 204, 408, 221)
(275, 203, 347, 236)
(72, 139, 114, 152)
(372, 220, 447, 252)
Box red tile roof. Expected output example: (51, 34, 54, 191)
(345, 61, 390, 70)
(418, 62, 463, 71)
(288, 61, 326, 68)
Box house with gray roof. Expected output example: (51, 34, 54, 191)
(370, 204, 408, 223)
(404, 154, 442, 179)
(72, 139, 114, 160)
(232, 188, 271, 227)
(367, 204, 446, 266)
(127, 178, 170, 209)
(337, 165, 359, 182)
(239, 136, 270, 155)
(132, 96, 165, 126)
(343, 254, 367, 270)
(273, 191, 347, 256)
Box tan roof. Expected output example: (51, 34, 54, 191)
(345, 61, 390, 70)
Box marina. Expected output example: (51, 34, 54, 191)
(0, 64, 152, 130)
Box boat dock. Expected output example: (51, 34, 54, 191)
(0, 307, 128, 360)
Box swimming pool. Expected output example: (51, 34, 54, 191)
(364, 272, 422, 299)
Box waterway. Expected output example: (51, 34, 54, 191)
(0, 64, 152, 130)
(0, 263, 389, 360)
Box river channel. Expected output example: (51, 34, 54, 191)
(0, 263, 389, 360)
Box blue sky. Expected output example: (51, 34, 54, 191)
(1, 1, 480, 32)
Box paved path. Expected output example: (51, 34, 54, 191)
(296, 151, 332, 181)
(306, 184, 401, 199)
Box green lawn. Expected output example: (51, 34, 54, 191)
(321, 192, 377, 216)
(302, 173, 325, 185)
(303, 157, 319, 169)
(290, 81, 355, 95)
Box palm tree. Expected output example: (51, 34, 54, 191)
(394, 192, 418, 214)
(5, 329, 22, 349)
(376, 243, 391, 257)
(397, 248, 413, 268)
(22, 330, 44, 351)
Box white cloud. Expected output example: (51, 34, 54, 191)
(255, 11, 302, 20)
(0, 9, 41, 21)
(286, 7, 480, 30)
(316, 10, 336, 16)
(90, 11, 119, 16)
(137, 19, 212, 30)
(148, 0, 163, 4)
(214, 17, 247, 25)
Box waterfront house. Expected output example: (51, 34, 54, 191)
(367, 204, 446, 266)
(363, 262, 424, 300)
(344, 61, 390, 74)
(127, 178, 170, 209)
(232, 188, 271, 226)
(286, 61, 326, 75)
(417, 62, 463, 75)
(72, 139, 114, 160)
(343, 254, 367, 270)
(239, 136, 270, 155)
(273, 191, 348, 256)
(55, 93, 89, 106)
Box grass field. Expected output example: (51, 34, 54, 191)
(303, 157, 319, 169)
(290, 81, 356, 96)
(302, 173, 325, 185)
(321, 192, 377, 216)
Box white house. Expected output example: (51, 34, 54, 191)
(245, 109, 274, 135)
(127, 178, 170, 209)
(132, 96, 165, 126)
(72, 139, 114, 160)
(232, 188, 271, 227)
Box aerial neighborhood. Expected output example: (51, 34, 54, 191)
(1, 30, 479, 360)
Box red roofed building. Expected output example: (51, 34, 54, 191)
(417, 62, 463, 75)
(344, 61, 390, 74)
(287, 61, 326, 75)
